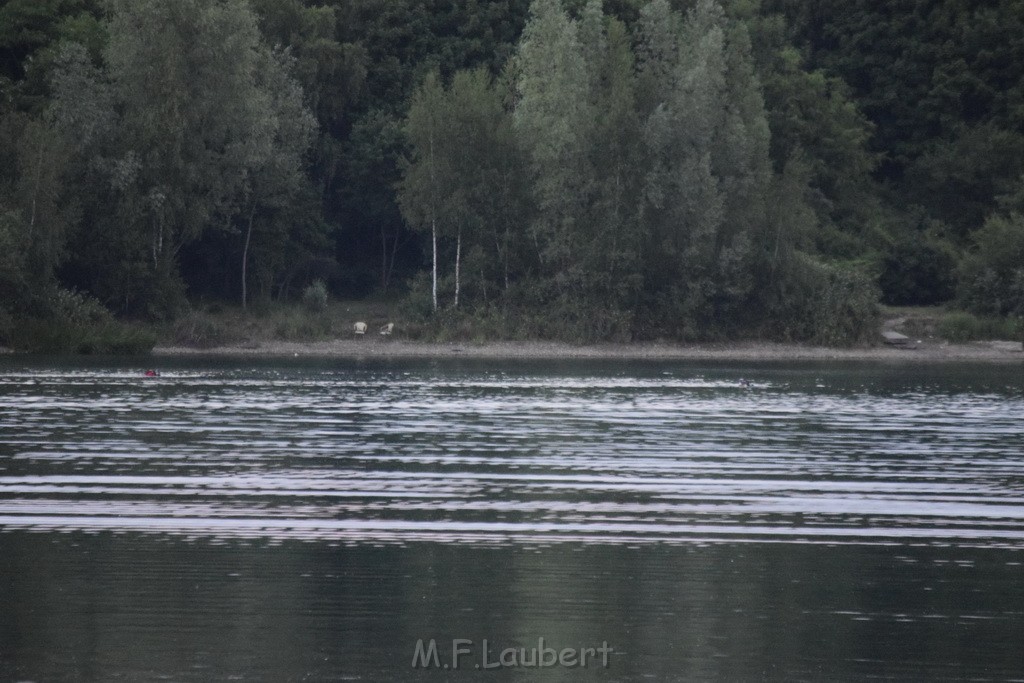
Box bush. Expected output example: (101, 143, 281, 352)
(937, 311, 1022, 342)
(273, 311, 331, 341)
(937, 311, 979, 342)
(9, 319, 80, 353)
(248, 296, 273, 318)
(980, 316, 1022, 340)
(39, 287, 113, 326)
(959, 212, 1024, 317)
(143, 270, 190, 321)
(765, 255, 880, 345)
(79, 323, 158, 355)
(172, 310, 231, 347)
(879, 239, 957, 306)
(9, 318, 156, 354)
(301, 279, 329, 314)
(0, 306, 13, 346)
(5, 287, 157, 354)
(398, 271, 435, 320)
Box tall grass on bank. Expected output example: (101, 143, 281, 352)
(9, 319, 157, 354)
(168, 299, 341, 347)
(4, 289, 156, 354)
(936, 311, 1022, 343)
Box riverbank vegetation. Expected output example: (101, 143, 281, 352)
(1, 0, 1022, 351)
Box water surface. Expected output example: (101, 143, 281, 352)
(1, 357, 1022, 680)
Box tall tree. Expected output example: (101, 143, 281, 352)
(236, 48, 317, 309)
(399, 70, 451, 311)
(742, 5, 876, 250)
(50, 0, 316, 315)
(333, 0, 532, 297)
(400, 66, 528, 311)
(0, 112, 75, 309)
(250, 0, 367, 224)
(437, 67, 529, 308)
(575, 3, 645, 330)
(633, 0, 808, 333)
(0, 40, 100, 313)
(512, 0, 595, 285)
(0, 0, 105, 114)
(771, 0, 1024, 239)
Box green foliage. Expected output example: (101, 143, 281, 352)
(0, 306, 13, 345)
(958, 211, 1024, 317)
(81, 323, 157, 355)
(392, 0, 880, 344)
(0, 0, 105, 114)
(629, 0, 787, 333)
(399, 300, 633, 345)
(45, 0, 317, 315)
(331, 0, 532, 295)
(171, 310, 232, 348)
(250, 0, 366, 134)
(977, 316, 1022, 341)
(400, 64, 531, 312)
(337, 109, 409, 295)
(6, 287, 156, 354)
(168, 301, 352, 346)
(762, 255, 880, 346)
(397, 271, 437, 320)
(879, 240, 957, 306)
(273, 311, 332, 341)
(936, 311, 980, 343)
(0, 110, 76, 307)
(743, 8, 879, 256)
(13, 0, 1024, 347)
(9, 318, 156, 354)
(770, 0, 1024, 240)
(0, 206, 29, 306)
(301, 279, 330, 314)
(37, 286, 111, 325)
(934, 311, 1019, 343)
(237, 46, 318, 308)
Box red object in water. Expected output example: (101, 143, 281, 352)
(144, 369, 158, 377)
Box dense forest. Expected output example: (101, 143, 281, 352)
(1, 0, 1022, 348)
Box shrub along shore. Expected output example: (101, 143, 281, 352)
(150, 301, 1021, 361)
(4, 1, 1024, 354)
(2, 294, 1020, 360)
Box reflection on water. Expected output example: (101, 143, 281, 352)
(1, 358, 1023, 680)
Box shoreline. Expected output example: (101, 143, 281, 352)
(151, 338, 1024, 363)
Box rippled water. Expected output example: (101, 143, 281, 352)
(1, 357, 1023, 680)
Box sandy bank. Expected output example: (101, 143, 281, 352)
(153, 338, 1024, 362)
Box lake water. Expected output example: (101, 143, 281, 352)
(1, 356, 1023, 681)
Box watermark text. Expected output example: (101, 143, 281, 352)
(412, 638, 612, 670)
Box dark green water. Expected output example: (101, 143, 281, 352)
(1, 357, 1023, 681)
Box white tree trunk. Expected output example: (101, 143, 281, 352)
(431, 217, 438, 312)
(454, 227, 461, 308)
(241, 206, 255, 309)
(428, 116, 439, 312)
(28, 134, 44, 240)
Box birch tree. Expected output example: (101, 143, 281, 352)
(236, 49, 316, 309)
(399, 70, 450, 311)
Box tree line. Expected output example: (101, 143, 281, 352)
(0, 0, 1021, 347)
(398, 0, 877, 341)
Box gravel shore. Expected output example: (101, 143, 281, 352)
(153, 338, 1024, 362)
